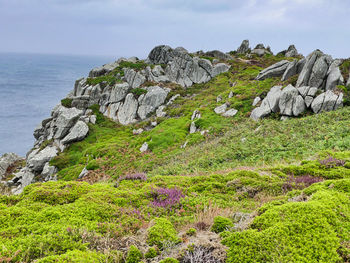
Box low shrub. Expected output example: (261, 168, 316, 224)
(61, 98, 73, 108)
(120, 173, 147, 181)
(186, 228, 197, 236)
(145, 247, 158, 259)
(211, 216, 234, 233)
(147, 218, 181, 249)
(126, 245, 143, 263)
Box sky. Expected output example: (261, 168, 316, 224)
(1, 0, 350, 59)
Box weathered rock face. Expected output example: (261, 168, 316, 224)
(237, 40, 250, 54)
(204, 50, 233, 61)
(138, 86, 169, 120)
(311, 90, 343, 113)
(147, 45, 230, 87)
(256, 60, 290, 80)
(279, 85, 305, 116)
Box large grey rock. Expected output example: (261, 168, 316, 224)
(147, 45, 174, 64)
(296, 50, 322, 87)
(279, 85, 300, 116)
(27, 146, 58, 173)
(297, 58, 306, 74)
(347, 74, 350, 87)
(237, 40, 250, 54)
(0, 153, 22, 180)
(281, 60, 298, 81)
(286, 45, 299, 57)
(117, 93, 138, 125)
(256, 60, 290, 80)
(296, 50, 332, 89)
(265, 86, 283, 112)
(137, 86, 169, 120)
(52, 106, 84, 139)
(61, 121, 89, 145)
(124, 68, 146, 89)
(251, 44, 272, 56)
(309, 55, 331, 88)
(109, 83, 130, 103)
(74, 78, 88, 96)
(311, 90, 343, 113)
(325, 60, 344, 91)
(211, 63, 231, 77)
(250, 86, 282, 120)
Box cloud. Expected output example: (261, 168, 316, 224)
(0, 0, 349, 58)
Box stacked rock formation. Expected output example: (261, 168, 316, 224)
(251, 49, 345, 120)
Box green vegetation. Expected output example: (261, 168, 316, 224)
(211, 216, 234, 233)
(222, 179, 350, 263)
(126, 245, 143, 263)
(186, 228, 197, 236)
(60, 98, 73, 108)
(145, 247, 158, 259)
(147, 218, 181, 249)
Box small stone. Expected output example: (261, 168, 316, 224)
(190, 122, 197, 134)
(151, 121, 157, 127)
(217, 95, 222, 102)
(214, 104, 228, 114)
(133, 128, 144, 135)
(228, 91, 234, 99)
(78, 167, 88, 179)
(140, 142, 149, 153)
(223, 109, 238, 117)
(252, 97, 261, 106)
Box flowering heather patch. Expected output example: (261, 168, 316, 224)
(282, 175, 323, 192)
(120, 173, 147, 181)
(319, 156, 346, 168)
(150, 187, 184, 209)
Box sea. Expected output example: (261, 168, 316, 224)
(0, 52, 114, 156)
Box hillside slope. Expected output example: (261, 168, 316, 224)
(0, 41, 350, 262)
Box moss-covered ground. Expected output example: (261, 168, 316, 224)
(1, 53, 350, 262)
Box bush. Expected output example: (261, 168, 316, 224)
(150, 187, 184, 209)
(126, 245, 143, 263)
(61, 98, 73, 108)
(145, 247, 158, 259)
(147, 218, 181, 249)
(222, 180, 350, 263)
(211, 216, 234, 233)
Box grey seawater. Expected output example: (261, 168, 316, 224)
(0, 52, 114, 156)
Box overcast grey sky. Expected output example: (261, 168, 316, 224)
(1, 0, 349, 59)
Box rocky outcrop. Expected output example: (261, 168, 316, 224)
(237, 40, 251, 54)
(278, 45, 299, 58)
(257, 50, 344, 93)
(204, 50, 233, 61)
(147, 45, 230, 87)
(251, 83, 343, 120)
(251, 44, 272, 56)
